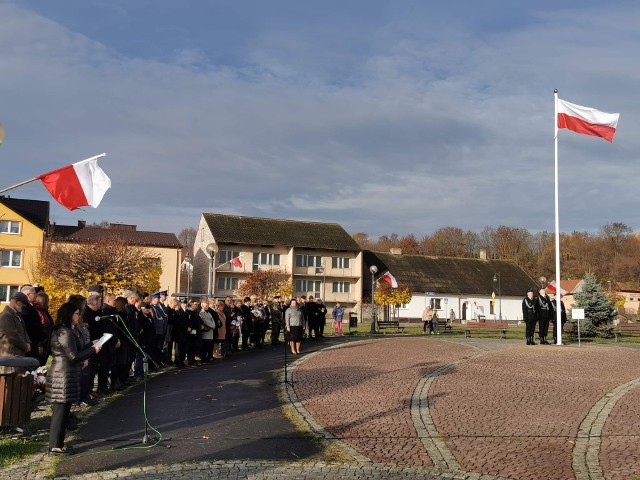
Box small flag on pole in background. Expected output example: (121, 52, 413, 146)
(37, 155, 111, 210)
(232, 256, 243, 268)
(379, 271, 398, 288)
(557, 98, 619, 142)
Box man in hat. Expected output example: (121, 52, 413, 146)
(150, 292, 169, 366)
(522, 288, 538, 345)
(537, 288, 553, 345)
(0, 292, 32, 373)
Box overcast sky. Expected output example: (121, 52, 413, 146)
(1, 1, 638, 238)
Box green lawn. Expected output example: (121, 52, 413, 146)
(0, 438, 45, 468)
(345, 322, 636, 343)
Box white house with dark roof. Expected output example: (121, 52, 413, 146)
(192, 213, 362, 309)
(364, 250, 538, 322)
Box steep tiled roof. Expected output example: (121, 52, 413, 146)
(203, 213, 360, 251)
(0, 196, 49, 230)
(50, 224, 182, 249)
(365, 251, 537, 296)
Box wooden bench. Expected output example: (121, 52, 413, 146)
(376, 320, 405, 333)
(464, 322, 509, 338)
(614, 323, 640, 342)
(433, 318, 456, 334)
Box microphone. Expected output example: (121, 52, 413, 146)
(95, 315, 117, 321)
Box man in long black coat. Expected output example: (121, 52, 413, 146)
(537, 288, 553, 345)
(522, 288, 537, 346)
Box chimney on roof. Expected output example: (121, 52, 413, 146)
(390, 248, 402, 256)
(78, 220, 86, 228)
(479, 248, 487, 260)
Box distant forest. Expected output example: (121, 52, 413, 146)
(351, 223, 640, 288)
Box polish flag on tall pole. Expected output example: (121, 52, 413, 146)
(0, 153, 111, 211)
(557, 98, 619, 142)
(379, 271, 398, 288)
(554, 91, 619, 345)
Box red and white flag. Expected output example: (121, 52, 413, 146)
(379, 271, 398, 288)
(231, 256, 243, 268)
(38, 155, 111, 210)
(557, 98, 619, 142)
(546, 280, 567, 297)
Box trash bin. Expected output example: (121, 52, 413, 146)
(0, 373, 34, 426)
(348, 312, 358, 329)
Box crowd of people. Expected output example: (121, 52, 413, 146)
(0, 284, 349, 454)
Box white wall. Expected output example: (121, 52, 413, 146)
(397, 293, 526, 322)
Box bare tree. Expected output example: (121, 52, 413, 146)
(178, 227, 198, 251)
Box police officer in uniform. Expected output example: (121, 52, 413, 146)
(537, 288, 553, 345)
(522, 288, 537, 345)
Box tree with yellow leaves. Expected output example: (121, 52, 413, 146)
(37, 237, 161, 310)
(374, 281, 413, 321)
(235, 269, 293, 300)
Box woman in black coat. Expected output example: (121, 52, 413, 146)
(46, 302, 100, 455)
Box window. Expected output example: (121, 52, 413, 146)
(332, 281, 351, 293)
(0, 250, 22, 268)
(490, 302, 495, 315)
(144, 257, 161, 269)
(0, 285, 19, 302)
(295, 254, 322, 268)
(331, 257, 350, 269)
(219, 250, 240, 263)
(252, 252, 281, 270)
(217, 276, 239, 291)
(0, 221, 20, 234)
(295, 279, 321, 297)
(430, 298, 442, 310)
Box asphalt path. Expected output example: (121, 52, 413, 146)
(56, 337, 352, 476)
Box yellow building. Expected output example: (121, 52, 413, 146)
(0, 197, 49, 304)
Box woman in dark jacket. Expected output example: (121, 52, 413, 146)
(46, 302, 100, 455)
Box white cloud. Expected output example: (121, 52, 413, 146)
(0, 2, 639, 238)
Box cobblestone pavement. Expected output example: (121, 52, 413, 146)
(288, 338, 640, 480)
(8, 337, 640, 479)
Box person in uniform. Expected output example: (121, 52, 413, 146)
(537, 288, 553, 345)
(522, 288, 537, 345)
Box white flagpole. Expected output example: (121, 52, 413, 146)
(554, 90, 563, 345)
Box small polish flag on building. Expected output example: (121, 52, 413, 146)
(557, 98, 619, 142)
(231, 256, 243, 268)
(379, 271, 398, 288)
(38, 155, 111, 210)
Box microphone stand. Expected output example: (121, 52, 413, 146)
(109, 314, 169, 450)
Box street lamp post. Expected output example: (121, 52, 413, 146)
(206, 243, 218, 297)
(539, 276, 547, 290)
(369, 265, 378, 333)
(493, 273, 502, 321)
